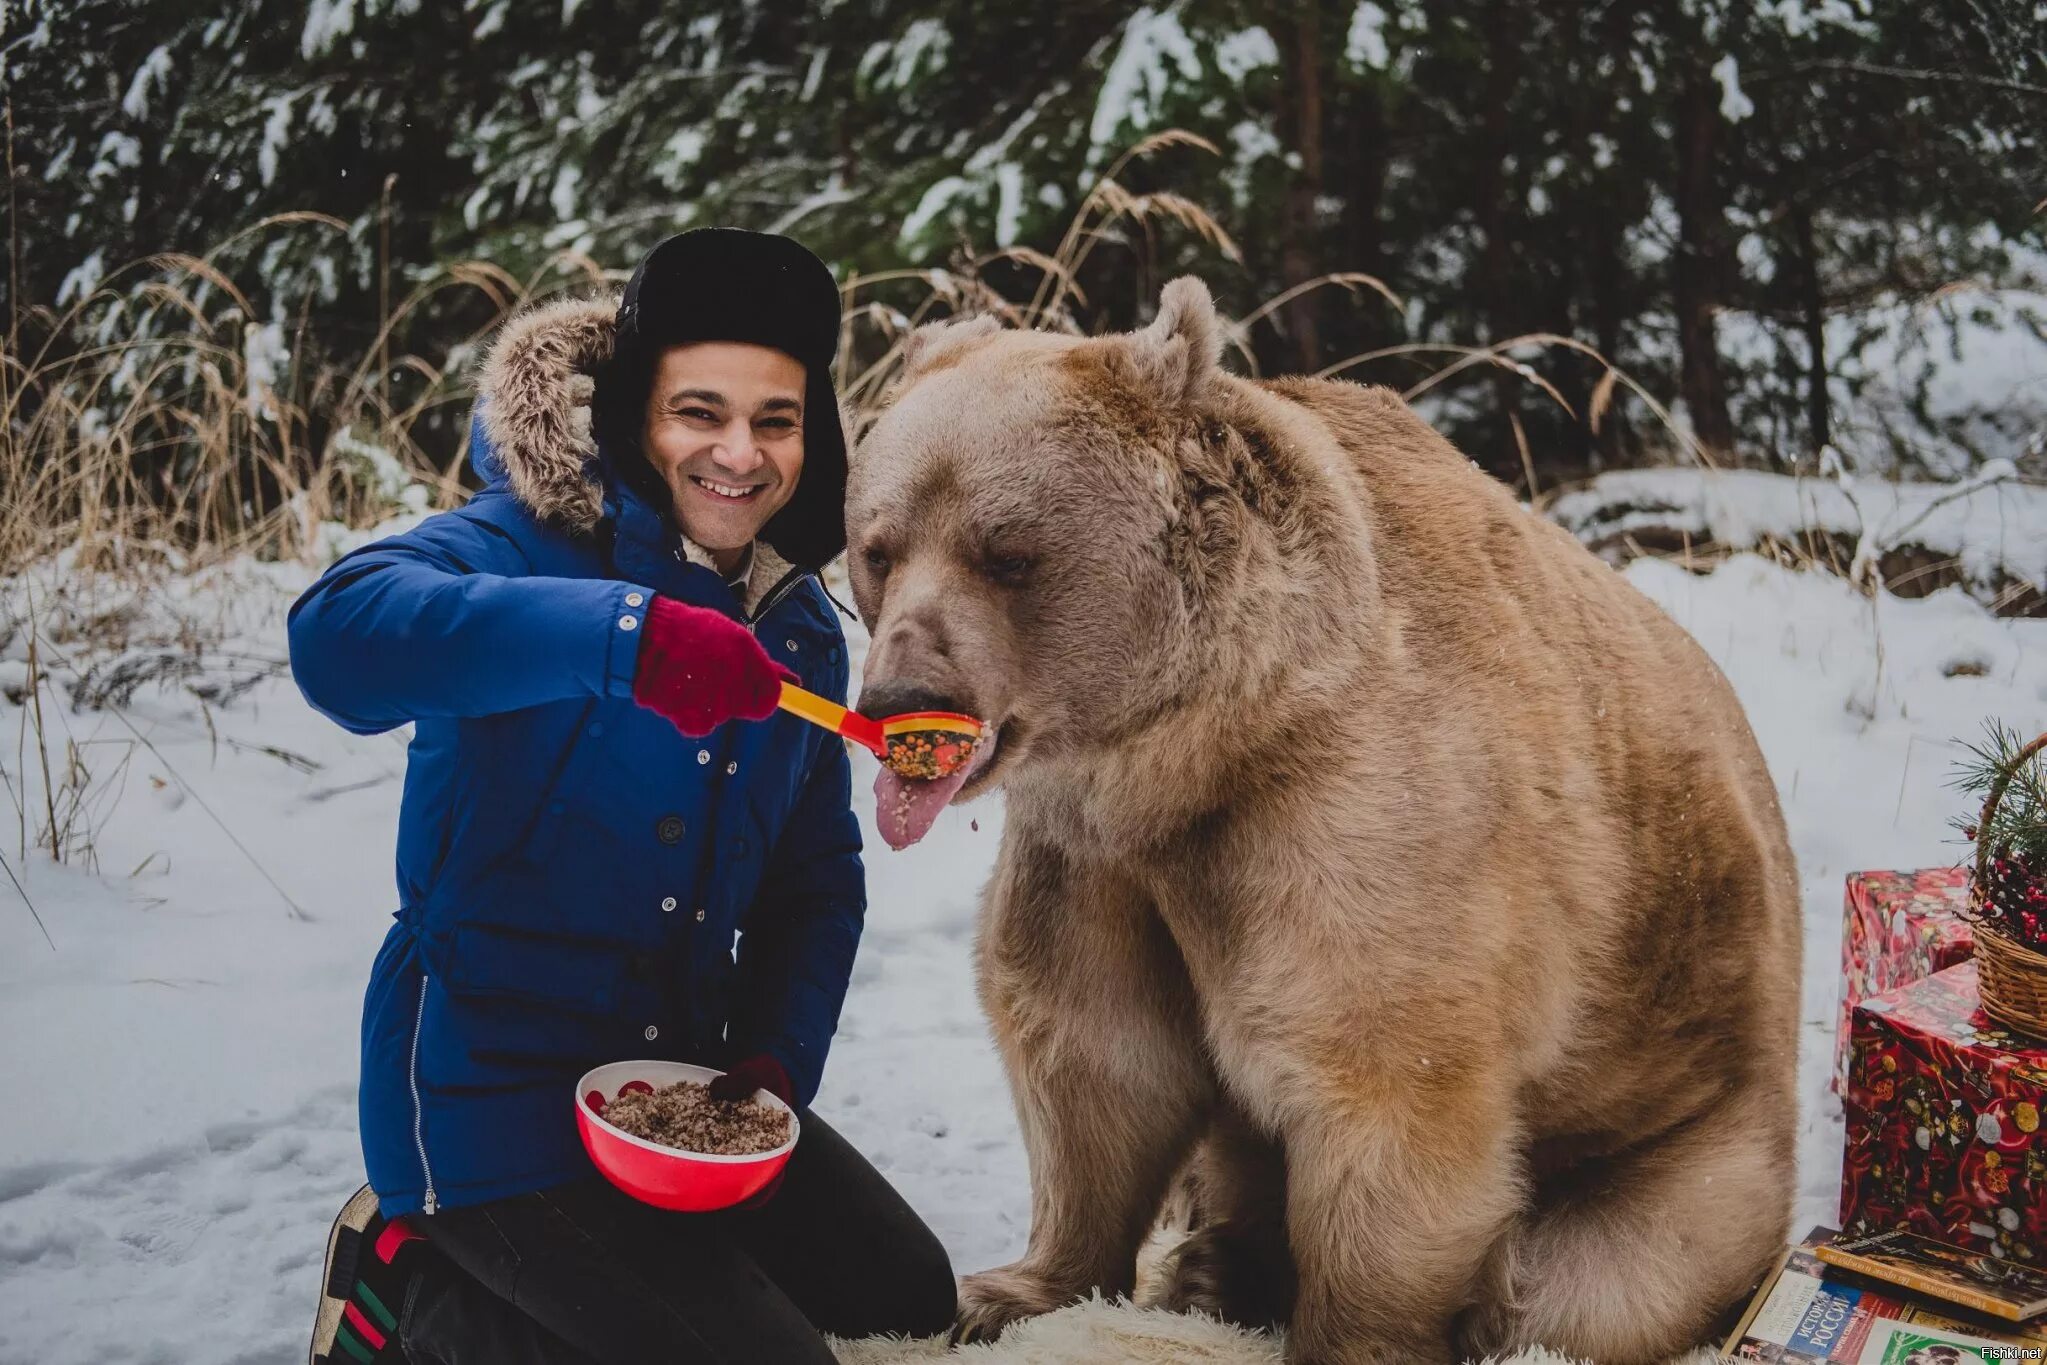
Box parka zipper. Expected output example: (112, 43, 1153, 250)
(668, 544, 810, 629)
(746, 569, 810, 630)
(409, 972, 438, 1214)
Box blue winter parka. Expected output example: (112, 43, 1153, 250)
(286, 296, 864, 1219)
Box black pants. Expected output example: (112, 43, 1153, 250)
(397, 1109, 958, 1364)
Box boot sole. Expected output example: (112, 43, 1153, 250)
(309, 1184, 382, 1365)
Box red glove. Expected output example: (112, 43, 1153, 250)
(707, 1053, 795, 1107)
(631, 596, 794, 738)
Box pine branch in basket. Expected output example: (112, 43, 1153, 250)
(1953, 720, 2047, 952)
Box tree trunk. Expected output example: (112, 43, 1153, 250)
(1792, 203, 1830, 459)
(1276, 1, 1325, 372)
(1339, 78, 1387, 348)
(1673, 72, 1735, 460)
(1474, 0, 1524, 477)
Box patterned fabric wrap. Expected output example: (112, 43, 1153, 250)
(1841, 961, 2047, 1264)
(1834, 867, 1975, 1094)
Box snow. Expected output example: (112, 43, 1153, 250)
(300, 0, 357, 60)
(993, 163, 1025, 249)
(768, 180, 857, 237)
(243, 320, 288, 423)
(1714, 281, 2047, 476)
(801, 47, 829, 103)
(860, 19, 950, 92)
(327, 428, 432, 517)
(120, 46, 172, 122)
(1344, 2, 1391, 71)
(2, 529, 2045, 1362)
(1212, 27, 1278, 84)
(1548, 466, 2047, 598)
(88, 132, 140, 185)
(1711, 54, 1754, 122)
(1088, 8, 1202, 160)
(548, 163, 581, 224)
(1759, 0, 1879, 41)
(472, 1, 506, 41)
(54, 251, 105, 309)
(899, 175, 968, 249)
(257, 95, 295, 189)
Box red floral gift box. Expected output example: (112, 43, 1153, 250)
(1833, 867, 1974, 1094)
(1841, 961, 2047, 1263)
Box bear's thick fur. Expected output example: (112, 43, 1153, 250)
(845, 278, 1800, 1365)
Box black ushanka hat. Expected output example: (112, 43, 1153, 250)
(594, 227, 848, 571)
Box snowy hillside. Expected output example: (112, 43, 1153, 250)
(1, 546, 2043, 1363)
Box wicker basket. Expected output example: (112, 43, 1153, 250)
(1968, 730, 2047, 1038)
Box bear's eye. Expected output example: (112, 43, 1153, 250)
(981, 553, 1033, 587)
(1203, 421, 1229, 446)
(862, 545, 891, 575)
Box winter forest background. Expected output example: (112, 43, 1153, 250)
(4, 3, 2047, 1362)
(8, 0, 2047, 565)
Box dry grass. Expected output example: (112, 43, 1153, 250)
(5, 129, 1692, 580)
(1, 212, 616, 576)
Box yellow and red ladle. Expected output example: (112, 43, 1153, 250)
(777, 681, 985, 780)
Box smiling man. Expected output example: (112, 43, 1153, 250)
(292, 229, 955, 1365)
(651, 346, 809, 561)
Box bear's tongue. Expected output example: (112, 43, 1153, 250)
(873, 730, 995, 850)
(874, 764, 972, 850)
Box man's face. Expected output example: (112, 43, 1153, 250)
(640, 341, 807, 553)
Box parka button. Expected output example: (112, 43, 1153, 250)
(625, 592, 644, 607)
(661, 896, 677, 912)
(644, 1025, 659, 1041)
(785, 639, 798, 652)
(619, 614, 639, 631)
(694, 908, 706, 922)
(697, 750, 711, 765)
(725, 761, 737, 775)
(656, 814, 685, 844)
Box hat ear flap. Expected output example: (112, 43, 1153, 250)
(762, 366, 849, 568)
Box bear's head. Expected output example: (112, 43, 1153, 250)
(849, 276, 1302, 827)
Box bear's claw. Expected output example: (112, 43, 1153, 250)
(948, 1264, 1068, 1346)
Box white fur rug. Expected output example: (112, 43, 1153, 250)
(829, 1298, 1725, 1365)
(830, 1227, 1727, 1364)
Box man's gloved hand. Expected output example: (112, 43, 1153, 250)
(631, 596, 795, 738)
(707, 1053, 795, 1107)
(710, 1054, 796, 1210)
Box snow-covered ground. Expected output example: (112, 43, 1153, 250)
(0, 542, 2043, 1364)
(1548, 465, 2047, 611)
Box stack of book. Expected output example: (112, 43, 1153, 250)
(1725, 1227, 2047, 1362)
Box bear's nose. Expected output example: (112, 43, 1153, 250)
(859, 682, 970, 721)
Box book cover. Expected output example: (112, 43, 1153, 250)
(1817, 1230, 2047, 1322)
(1722, 1228, 2047, 1363)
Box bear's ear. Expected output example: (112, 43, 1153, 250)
(898, 314, 1002, 380)
(1130, 276, 1222, 407)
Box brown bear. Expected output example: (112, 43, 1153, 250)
(844, 277, 1800, 1365)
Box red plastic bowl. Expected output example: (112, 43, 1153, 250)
(575, 1061, 799, 1212)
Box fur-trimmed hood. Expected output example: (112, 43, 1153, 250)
(471, 291, 837, 612)
(475, 293, 621, 538)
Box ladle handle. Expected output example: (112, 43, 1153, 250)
(777, 680, 886, 756)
